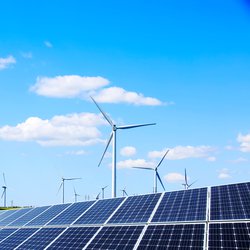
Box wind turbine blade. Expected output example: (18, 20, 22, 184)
(98, 132, 113, 167)
(90, 96, 113, 126)
(103, 185, 108, 190)
(64, 178, 81, 181)
(117, 123, 156, 130)
(3, 173, 6, 186)
(132, 167, 154, 171)
(57, 182, 63, 195)
(74, 187, 76, 195)
(1, 190, 5, 199)
(124, 190, 128, 196)
(188, 180, 198, 188)
(156, 172, 165, 191)
(156, 150, 169, 170)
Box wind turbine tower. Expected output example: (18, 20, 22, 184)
(133, 149, 169, 193)
(91, 97, 156, 198)
(58, 177, 81, 204)
(1, 173, 7, 207)
(74, 187, 80, 203)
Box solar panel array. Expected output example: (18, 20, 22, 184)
(0, 181, 248, 249)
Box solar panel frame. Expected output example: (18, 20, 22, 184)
(85, 225, 144, 250)
(8, 206, 51, 227)
(137, 223, 205, 250)
(25, 203, 71, 226)
(74, 198, 125, 225)
(107, 193, 161, 224)
(46, 226, 100, 250)
(0, 228, 38, 249)
(16, 227, 65, 249)
(152, 188, 208, 222)
(208, 222, 250, 249)
(210, 182, 250, 221)
(48, 201, 96, 226)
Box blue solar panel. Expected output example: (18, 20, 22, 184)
(209, 222, 250, 249)
(8, 206, 50, 227)
(85, 226, 144, 250)
(74, 198, 124, 225)
(210, 182, 250, 220)
(47, 227, 99, 249)
(48, 201, 95, 226)
(0, 210, 18, 222)
(137, 224, 205, 249)
(152, 188, 207, 222)
(0, 228, 38, 249)
(108, 193, 161, 224)
(0, 228, 17, 243)
(0, 208, 32, 227)
(16, 227, 65, 249)
(25, 203, 71, 226)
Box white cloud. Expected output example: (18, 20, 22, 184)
(117, 159, 155, 169)
(120, 146, 137, 157)
(93, 86, 163, 106)
(30, 75, 109, 98)
(229, 157, 248, 164)
(207, 156, 216, 162)
(0, 113, 107, 146)
(44, 41, 53, 48)
(164, 173, 185, 183)
(237, 133, 250, 152)
(66, 150, 87, 156)
(148, 146, 215, 160)
(218, 168, 231, 179)
(0, 55, 16, 70)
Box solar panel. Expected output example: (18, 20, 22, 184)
(25, 203, 71, 226)
(152, 188, 207, 222)
(0, 210, 18, 222)
(209, 222, 250, 249)
(0, 228, 17, 243)
(8, 206, 50, 227)
(74, 198, 124, 225)
(210, 182, 250, 220)
(0, 228, 38, 249)
(137, 224, 205, 249)
(16, 227, 65, 249)
(0, 208, 32, 227)
(108, 193, 161, 224)
(48, 201, 95, 226)
(47, 227, 99, 249)
(85, 225, 144, 250)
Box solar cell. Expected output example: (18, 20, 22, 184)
(0, 228, 38, 249)
(16, 227, 65, 249)
(47, 227, 99, 250)
(48, 201, 95, 226)
(210, 182, 250, 220)
(25, 203, 71, 226)
(108, 193, 161, 224)
(152, 188, 207, 222)
(85, 225, 144, 250)
(0, 228, 17, 243)
(137, 224, 205, 250)
(74, 198, 124, 225)
(209, 222, 250, 249)
(0, 208, 32, 227)
(8, 206, 50, 227)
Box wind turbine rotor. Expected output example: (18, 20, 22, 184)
(156, 171, 165, 191)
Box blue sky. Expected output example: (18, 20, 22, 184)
(0, 0, 250, 206)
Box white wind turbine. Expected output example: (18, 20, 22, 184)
(133, 149, 169, 193)
(182, 168, 197, 190)
(91, 97, 156, 198)
(73, 187, 80, 203)
(1, 173, 7, 207)
(58, 177, 81, 204)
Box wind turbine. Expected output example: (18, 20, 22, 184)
(182, 168, 197, 190)
(73, 187, 80, 203)
(91, 96, 156, 198)
(133, 149, 169, 193)
(1, 173, 7, 207)
(96, 192, 101, 200)
(101, 185, 108, 199)
(58, 177, 81, 204)
(121, 187, 128, 197)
